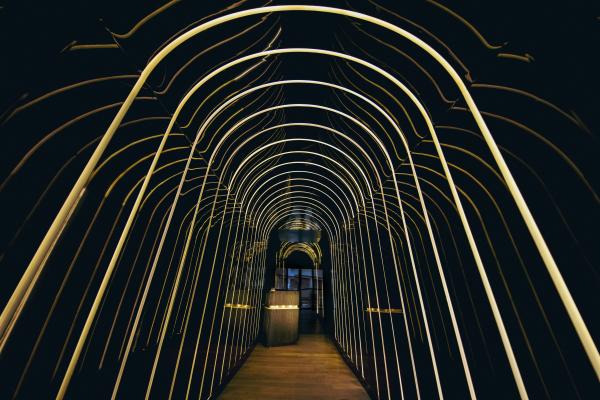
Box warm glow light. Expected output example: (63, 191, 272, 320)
(0, 3, 596, 400)
(265, 305, 300, 310)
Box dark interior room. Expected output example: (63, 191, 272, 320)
(0, 1, 598, 399)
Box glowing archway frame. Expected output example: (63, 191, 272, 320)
(194, 187, 345, 399)
(47, 51, 457, 399)
(147, 129, 396, 400)
(1, 5, 595, 399)
(218, 104, 480, 393)
(209, 102, 481, 398)
(237, 178, 392, 396)
(223, 124, 458, 397)
(259, 184, 340, 336)
(277, 241, 322, 302)
(256, 197, 352, 348)
(279, 242, 322, 266)
(274, 239, 323, 297)
(263, 202, 376, 382)
(230, 145, 405, 399)
(236, 164, 367, 342)
(188, 158, 370, 396)
(0, 46, 547, 400)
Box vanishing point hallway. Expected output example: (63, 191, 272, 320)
(1, 2, 598, 399)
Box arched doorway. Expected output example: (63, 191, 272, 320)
(276, 241, 324, 333)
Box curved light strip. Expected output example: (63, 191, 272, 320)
(226, 141, 419, 398)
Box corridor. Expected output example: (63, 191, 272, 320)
(0, 1, 598, 399)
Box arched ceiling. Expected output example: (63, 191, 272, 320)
(0, 1, 598, 399)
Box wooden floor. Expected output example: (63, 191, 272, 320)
(218, 335, 370, 400)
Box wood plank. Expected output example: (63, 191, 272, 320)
(218, 335, 370, 400)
